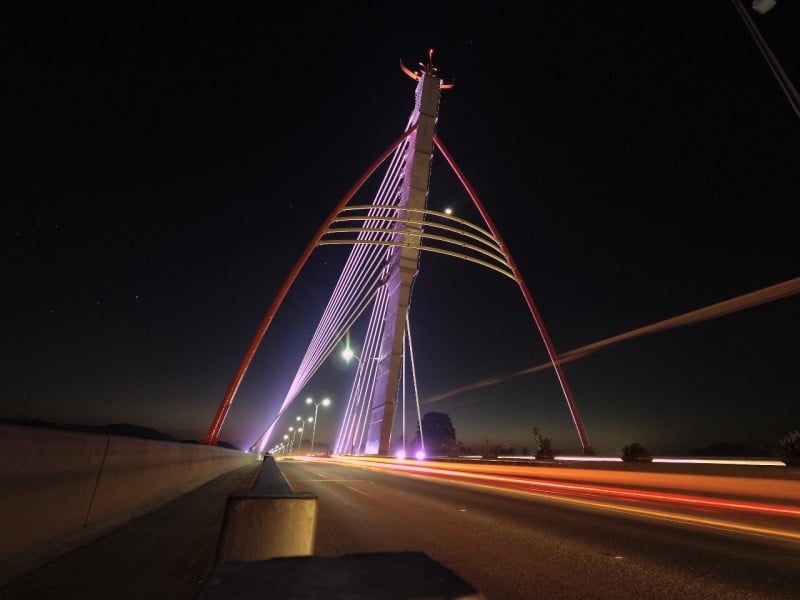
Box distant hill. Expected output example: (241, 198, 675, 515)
(0, 417, 240, 450)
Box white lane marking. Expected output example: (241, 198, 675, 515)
(346, 485, 377, 500)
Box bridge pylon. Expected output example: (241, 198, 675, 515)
(362, 64, 441, 455)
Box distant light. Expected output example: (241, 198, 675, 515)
(498, 455, 535, 461)
(342, 347, 355, 362)
(415, 449, 426, 460)
(555, 455, 622, 462)
(653, 458, 786, 466)
(322, 398, 331, 407)
(444, 207, 453, 215)
(395, 449, 406, 459)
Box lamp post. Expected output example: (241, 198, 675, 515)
(295, 416, 303, 452)
(306, 397, 331, 455)
(294, 415, 313, 453)
(288, 427, 296, 454)
(292, 420, 305, 453)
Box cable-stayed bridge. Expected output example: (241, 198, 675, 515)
(202, 53, 594, 457)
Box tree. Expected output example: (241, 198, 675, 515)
(414, 412, 456, 456)
(532, 427, 554, 459)
(621, 442, 651, 461)
(778, 430, 800, 466)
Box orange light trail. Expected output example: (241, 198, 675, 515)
(317, 456, 800, 516)
(291, 455, 800, 542)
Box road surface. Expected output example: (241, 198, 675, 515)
(279, 457, 800, 600)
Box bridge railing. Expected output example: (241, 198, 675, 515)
(0, 424, 260, 586)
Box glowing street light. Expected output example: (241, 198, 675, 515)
(341, 330, 359, 364)
(342, 346, 356, 363)
(306, 397, 331, 455)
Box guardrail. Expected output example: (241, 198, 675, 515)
(0, 424, 260, 586)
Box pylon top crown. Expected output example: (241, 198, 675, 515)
(400, 49, 454, 89)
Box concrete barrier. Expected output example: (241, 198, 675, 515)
(214, 456, 317, 564)
(0, 424, 260, 585)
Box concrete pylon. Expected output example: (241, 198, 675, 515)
(362, 69, 441, 455)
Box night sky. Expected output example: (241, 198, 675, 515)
(4, 2, 798, 456)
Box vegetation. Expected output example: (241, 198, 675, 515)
(532, 427, 554, 459)
(484, 443, 514, 457)
(621, 442, 651, 461)
(455, 440, 472, 455)
(778, 430, 800, 466)
(414, 412, 457, 456)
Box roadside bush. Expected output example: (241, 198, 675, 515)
(778, 430, 800, 466)
(533, 427, 554, 459)
(621, 442, 651, 461)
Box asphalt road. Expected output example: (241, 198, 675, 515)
(278, 458, 800, 600)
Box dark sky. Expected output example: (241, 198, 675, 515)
(4, 2, 798, 455)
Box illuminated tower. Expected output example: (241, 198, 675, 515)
(361, 63, 441, 455)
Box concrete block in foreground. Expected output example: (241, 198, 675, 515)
(198, 551, 486, 599)
(213, 456, 317, 564)
(214, 493, 317, 564)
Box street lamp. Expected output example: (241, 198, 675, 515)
(342, 330, 357, 363)
(306, 396, 331, 455)
(294, 415, 313, 453)
(342, 346, 356, 363)
(290, 422, 306, 454)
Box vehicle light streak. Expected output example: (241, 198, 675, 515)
(324, 457, 800, 517)
(309, 456, 800, 505)
(652, 457, 786, 466)
(441, 474, 800, 543)
(292, 456, 800, 532)
(543, 495, 800, 544)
